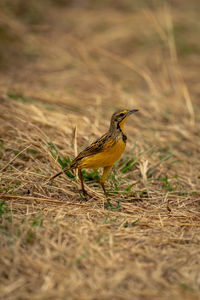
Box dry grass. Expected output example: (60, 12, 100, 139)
(0, 1, 200, 299)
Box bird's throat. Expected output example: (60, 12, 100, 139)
(117, 122, 127, 142)
(119, 122, 125, 132)
(118, 116, 128, 133)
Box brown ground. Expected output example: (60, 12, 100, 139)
(0, 1, 200, 299)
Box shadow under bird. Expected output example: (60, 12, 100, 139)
(50, 109, 138, 197)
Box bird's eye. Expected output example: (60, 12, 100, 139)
(119, 113, 124, 117)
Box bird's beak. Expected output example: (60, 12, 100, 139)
(126, 109, 139, 116)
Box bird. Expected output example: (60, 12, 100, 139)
(50, 109, 138, 197)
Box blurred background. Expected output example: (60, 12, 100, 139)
(0, 0, 199, 111)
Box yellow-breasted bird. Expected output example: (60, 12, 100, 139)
(50, 109, 138, 196)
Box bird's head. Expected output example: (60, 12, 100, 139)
(110, 109, 138, 132)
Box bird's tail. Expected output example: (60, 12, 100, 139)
(49, 166, 71, 181)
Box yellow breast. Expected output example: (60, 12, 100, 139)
(79, 139, 126, 169)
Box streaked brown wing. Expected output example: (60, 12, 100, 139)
(70, 132, 114, 168)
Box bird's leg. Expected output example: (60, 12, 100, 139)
(100, 166, 112, 197)
(78, 169, 88, 196)
(100, 182, 108, 197)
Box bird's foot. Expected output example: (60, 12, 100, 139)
(105, 193, 110, 198)
(80, 189, 91, 201)
(103, 191, 110, 198)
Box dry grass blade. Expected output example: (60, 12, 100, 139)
(1, 194, 63, 204)
(0, 144, 31, 172)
